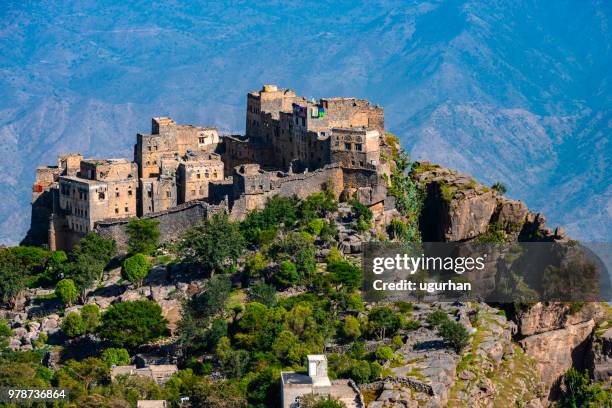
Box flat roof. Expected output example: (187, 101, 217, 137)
(281, 372, 312, 386)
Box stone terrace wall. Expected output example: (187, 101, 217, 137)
(230, 164, 344, 220)
(95, 200, 226, 253)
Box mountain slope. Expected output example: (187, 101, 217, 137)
(0, 0, 609, 244)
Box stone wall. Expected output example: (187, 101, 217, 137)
(229, 164, 344, 220)
(95, 200, 226, 253)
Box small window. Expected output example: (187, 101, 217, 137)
(355, 143, 362, 151)
(124, 207, 129, 213)
(147, 191, 152, 198)
(128, 190, 133, 196)
(344, 142, 351, 150)
(99, 192, 105, 200)
(115, 208, 119, 214)
(196, 173, 201, 179)
(166, 191, 171, 198)
(199, 137, 206, 144)
(115, 192, 120, 198)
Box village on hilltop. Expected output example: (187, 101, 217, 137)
(24, 85, 396, 252)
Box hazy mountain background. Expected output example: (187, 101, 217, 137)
(0, 0, 610, 245)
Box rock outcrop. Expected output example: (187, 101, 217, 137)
(588, 325, 612, 385)
(411, 161, 564, 243)
(520, 319, 595, 401)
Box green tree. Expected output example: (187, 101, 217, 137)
(181, 213, 245, 275)
(438, 320, 469, 352)
(248, 282, 277, 307)
(122, 253, 151, 286)
(99, 300, 168, 349)
(61, 311, 86, 338)
(65, 234, 116, 301)
(0, 248, 27, 308)
(81, 303, 101, 333)
(368, 307, 401, 340)
(558, 368, 612, 408)
(101, 347, 130, 366)
(328, 260, 362, 290)
(191, 275, 232, 318)
(276, 260, 299, 287)
(269, 232, 316, 280)
(126, 218, 160, 255)
(55, 278, 78, 306)
(272, 330, 306, 366)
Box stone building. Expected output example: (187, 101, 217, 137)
(58, 158, 138, 233)
(281, 355, 363, 408)
(177, 152, 224, 204)
(330, 127, 381, 169)
(25, 84, 393, 251)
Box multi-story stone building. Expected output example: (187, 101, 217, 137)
(58, 158, 138, 233)
(177, 152, 224, 204)
(25, 84, 391, 251)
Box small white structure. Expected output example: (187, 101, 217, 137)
(137, 401, 167, 408)
(281, 355, 362, 408)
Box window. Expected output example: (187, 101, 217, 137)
(196, 173, 201, 179)
(115, 192, 120, 198)
(124, 207, 129, 213)
(199, 137, 206, 144)
(344, 142, 351, 150)
(99, 192, 105, 200)
(166, 191, 171, 198)
(147, 191, 152, 198)
(115, 208, 119, 214)
(355, 143, 362, 151)
(128, 190, 133, 196)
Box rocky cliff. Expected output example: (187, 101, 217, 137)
(409, 161, 611, 405)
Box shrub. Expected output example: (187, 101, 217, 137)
(305, 218, 326, 236)
(101, 347, 130, 366)
(342, 316, 361, 340)
(426, 310, 449, 327)
(99, 300, 168, 349)
(351, 200, 373, 232)
(126, 219, 160, 255)
(558, 368, 611, 408)
(55, 278, 78, 306)
(244, 253, 267, 279)
(375, 346, 394, 362)
(491, 182, 507, 194)
(438, 320, 469, 352)
(122, 254, 151, 286)
(61, 312, 85, 338)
